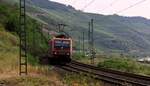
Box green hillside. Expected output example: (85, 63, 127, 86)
(0, 1, 60, 84)
(24, 0, 150, 56)
(0, 25, 19, 75)
(0, 0, 50, 73)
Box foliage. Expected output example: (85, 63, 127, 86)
(97, 57, 150, 75)
(0, 2, 53, 79)
(72, 52, 86, 60)
(27, 54, 39, 66)
(0, 29, 19, 74)
(0, 2, 49, 65)
(0, 2, 19, 32)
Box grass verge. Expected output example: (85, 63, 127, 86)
(62, 73, 101, 86)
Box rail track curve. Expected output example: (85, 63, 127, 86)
(57, 60, 150, 86)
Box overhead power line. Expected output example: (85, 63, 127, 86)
(110, 0, 118, 6)
(82, 0, 96, 11)
(99, 0, 118, 13)
(116, 0, 147, 13)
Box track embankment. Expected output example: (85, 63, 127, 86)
(57, 60, 150, 86)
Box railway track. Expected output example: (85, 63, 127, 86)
(58, 60, 150, 86)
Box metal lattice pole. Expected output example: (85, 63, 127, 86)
(91, 19, 94, 64)
(82, 32, 85, 56)
(19, 0, 27, 75)
(78, 36, 81, 53)
(90, 19, 96, 64)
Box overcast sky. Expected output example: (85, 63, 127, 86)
(50, 0, 150, 19)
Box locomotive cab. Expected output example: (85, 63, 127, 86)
(48, 34, 72, 63)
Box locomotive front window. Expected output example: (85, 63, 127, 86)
(54, 40, 70, 49)
(54, 40, 62, 47)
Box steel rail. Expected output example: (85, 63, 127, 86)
(58, 60, 150, 86)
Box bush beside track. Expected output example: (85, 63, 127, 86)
(97, 57, 150, 76)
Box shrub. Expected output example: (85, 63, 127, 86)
(72, 52, 86, 60)
(97, 57, 140, 73)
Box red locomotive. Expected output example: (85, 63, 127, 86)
(48, 34, 72, 63)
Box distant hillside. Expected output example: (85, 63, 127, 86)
(13, 0, 150, 56)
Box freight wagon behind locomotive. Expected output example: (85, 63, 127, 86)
(48, 34, 72, 63)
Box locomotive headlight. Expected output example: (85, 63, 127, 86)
(54, 52, 57, 54)
(66, 53, 70, 55)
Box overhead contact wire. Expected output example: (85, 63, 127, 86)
(116, 0, 147, 13)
